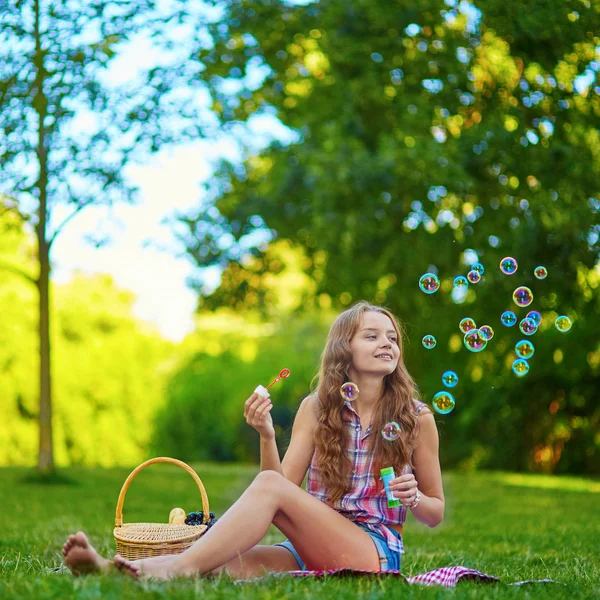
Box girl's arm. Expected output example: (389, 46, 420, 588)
(259, 435, 283, 475)
(280, 394, 318, 486)
(410, 410, 445, 527)
(246, 390, 317, 484)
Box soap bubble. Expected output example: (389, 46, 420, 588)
(555, 315, 572, 332)
(422, 335, 437, 349)
(515, 340, 535, 359)
(500, 257, 518, 275)
(464, 329, 487, 352)
(454, 275, 469, 289)
(340, 382, 359, 402)
(513, 286, 533, 307)
(442, 371, 459, 388)
(432, 391, 455, 414)
(501, 311, 517, 327)
(459, 317, 476, 333)
(419, 273, 440, 294)
(519, 318, 538, 336)
(467, 270, 481, 284)
(472, 262, 485, 276)
(381, 421, 401, 441)
(479, 325, 494, 340)
(534, 266, 548, 280)
(526, 310, 542, 326)
(512, 358, 530, 377)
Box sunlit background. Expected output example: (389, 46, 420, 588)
(1, 0, 598, 479)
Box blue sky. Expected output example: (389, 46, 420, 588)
(52, 139, 228, 342)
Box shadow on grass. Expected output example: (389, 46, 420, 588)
(20, 471, 80, 486)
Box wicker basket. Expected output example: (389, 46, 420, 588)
(113, 457, 211, 560)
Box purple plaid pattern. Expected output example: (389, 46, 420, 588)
(263, 567, 561, 587)
(306, 399, 427, 557)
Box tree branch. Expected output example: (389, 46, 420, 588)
(0, 259, 37, 285)
(48, 198, 96, 249)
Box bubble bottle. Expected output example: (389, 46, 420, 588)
(380, 467, 402, 508)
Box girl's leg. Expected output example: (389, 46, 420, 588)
(64, 526, 296, 578)
(209, 545, 299, 578)
(115, 544, 297, 579)
(131, 470, 380, 579)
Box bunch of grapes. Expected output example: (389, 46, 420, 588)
(185, 511, 217, 527)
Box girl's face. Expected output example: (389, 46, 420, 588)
(348, 311, 400, 377)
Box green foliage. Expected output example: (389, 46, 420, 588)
(176, 0, 600, 474)
(51, 274, 175, 466)
(0, 0, 217, 472)
(0, 213, 39, 465)
(0, 466, 598, 598)
(152, 310, 330, 462)
(0, 214, 175, 466)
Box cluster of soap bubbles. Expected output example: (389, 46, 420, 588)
(464, 328, 488, 352)
(417, 255, 574, 415)
(430, 371, 460, 414)
(451, 262, 484, 292)
(457, 317, 494, 353)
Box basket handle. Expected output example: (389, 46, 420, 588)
(114, 457, 210, 527)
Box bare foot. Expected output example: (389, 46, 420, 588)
(113, 553, 185, 581)
(114, 554, 141, 579)
(62, 532, 112, 576)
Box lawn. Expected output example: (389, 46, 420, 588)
(0, 463, 598, 599)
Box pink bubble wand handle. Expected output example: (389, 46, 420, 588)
(266, 368, 291, 390)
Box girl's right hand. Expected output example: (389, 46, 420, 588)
(244, 392, 275, 439)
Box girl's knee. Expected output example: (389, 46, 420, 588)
(253, 470, 285, 490)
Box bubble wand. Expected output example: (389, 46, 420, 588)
(254, 368, 290, 399)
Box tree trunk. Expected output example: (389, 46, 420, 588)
(37, 241, 53, 475)
(34, 0, 54, 476)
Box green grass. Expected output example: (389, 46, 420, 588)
(0, 464, 598, 599)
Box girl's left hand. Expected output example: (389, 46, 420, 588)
(389, 474, 419, 504)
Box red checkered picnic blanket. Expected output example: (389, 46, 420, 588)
(238, 566, 561, 587)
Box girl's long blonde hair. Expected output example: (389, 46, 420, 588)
(313, 301, 422, 504)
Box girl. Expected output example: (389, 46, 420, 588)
(63, 301, 444, 579)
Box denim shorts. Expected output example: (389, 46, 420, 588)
(274, 522, 402, 572)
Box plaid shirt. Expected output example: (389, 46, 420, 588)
(307, 398, 427, 556)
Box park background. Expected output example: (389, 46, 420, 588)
(0, 0, 599, 597)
